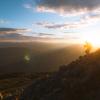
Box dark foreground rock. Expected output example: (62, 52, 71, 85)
(20, 49, 100, 100)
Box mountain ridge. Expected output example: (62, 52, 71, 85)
(20, 49, 100, 100)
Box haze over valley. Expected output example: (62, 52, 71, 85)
(0, 42, 84, 73)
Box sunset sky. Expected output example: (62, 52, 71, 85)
(0, 0, 100, 45)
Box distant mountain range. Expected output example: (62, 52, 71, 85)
(20, 49, 100, 100)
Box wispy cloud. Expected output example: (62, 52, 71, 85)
(0, 28, 31, 34)
(35, 11, 100, 29)
(0, 28, 32, 42)
(0, 19, 10, 24)
(23, 4, 33, 9)
(82, 13, 100, 23)
(31, 33, 80, 43)
(35, 22, 81, 29)
(34, 21, 86, 30)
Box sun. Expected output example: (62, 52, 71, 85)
(82, 32, 100, 48)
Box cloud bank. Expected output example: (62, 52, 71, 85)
(0, 28, 33, 42)
(34, 0, 100, 15)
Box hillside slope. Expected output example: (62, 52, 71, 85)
(20, 49, 100, 100)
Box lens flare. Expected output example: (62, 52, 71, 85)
(24, 55, 30, 62)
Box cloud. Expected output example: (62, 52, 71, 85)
(35, 20, 88, 29)
(38, 33, 54, 36)
(0, 33, 23, 39)
(23, 0, 100, 30)
(34, 0, 100, 15)
(26, 0, 100, 29)
(31, 32, 55, 38)
(0, 28, 33, 42)
(0, 28, 31, 34)
(23, 4, 33, 9)
(0, 19, 10, 24)
(82, 13, 100, 23)
(0, 28, 81, 43)
(35, 12, 100, 29)
(32, 31, 80, 40)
